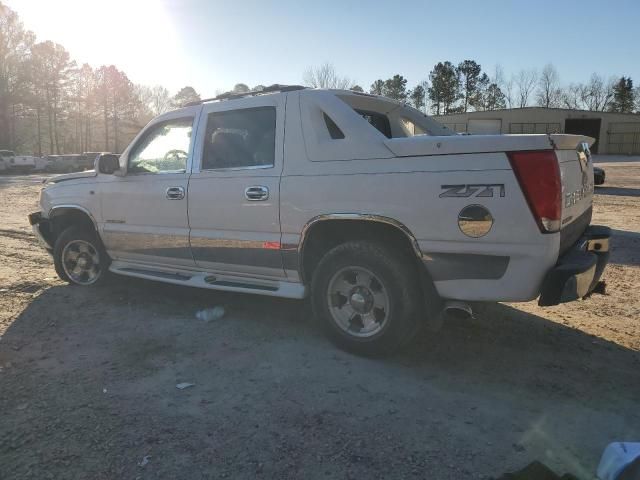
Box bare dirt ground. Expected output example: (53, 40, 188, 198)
(0, 162, 638, 480)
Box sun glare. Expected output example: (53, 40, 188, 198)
(9, 0, 184, 88)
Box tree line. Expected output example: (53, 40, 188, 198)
(304, 62, 640, 117)
(0, 2, 203, 156)
(3, 0, 639, 156)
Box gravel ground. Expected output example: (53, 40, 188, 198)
(0, 161, 638, 480)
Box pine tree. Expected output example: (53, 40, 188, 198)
(457, 60, 482, 112)
(409, 84, 426, 111)
(610, 77, 634, 113)
(428, 62, 460, 115)
(382, 75, 408, 102)
(370, 79, 384, 95)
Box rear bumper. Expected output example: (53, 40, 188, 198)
(28, 211, 53, 252)
(538, 225, 610, 306)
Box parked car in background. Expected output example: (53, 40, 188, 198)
(33, 156, 51, 171)
(0, 150, 16, 172)
(11, 155, 37, 173)
(594, 166, 605, 185)
(29, 87, 611, 356)
(45, 155, 86, 173)
(45, 153, 114, 173)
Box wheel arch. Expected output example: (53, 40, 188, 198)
(299, 213, 443, 326)
(298, 214, 423, 284)
(48, 205, 99, 243)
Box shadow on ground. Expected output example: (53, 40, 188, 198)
(609, 228, 640, 267)
(0, 277, 638, 479)
(595, 186, 640, 197)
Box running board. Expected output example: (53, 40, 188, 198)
(120, 267, 192, 281)
(109, 262, 306, 299)
(204, 276, 278, 292)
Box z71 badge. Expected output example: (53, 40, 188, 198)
(439, 184, 505, 198)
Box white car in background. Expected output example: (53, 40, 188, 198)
(0, 150, 15, 172)
(29, 86, 611, 356)
(12, 155, 38, 173)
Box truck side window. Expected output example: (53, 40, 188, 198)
(355, 109, 392, 138)
(202, 107, 276, 170)
(323, 113, 345, 139)
(128, 118, 193, 174)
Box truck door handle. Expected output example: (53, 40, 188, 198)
(166, 186, 185, 200)
(245, 186, 269, 201)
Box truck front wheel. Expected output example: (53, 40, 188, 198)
(53, 226, 110, 286)
(311, 241, 422, 356)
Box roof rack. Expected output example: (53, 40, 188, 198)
(185, 84, 307, 107)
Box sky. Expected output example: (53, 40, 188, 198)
(8, 0, 640, 97)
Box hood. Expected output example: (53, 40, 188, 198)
(45, 170, 97, 185)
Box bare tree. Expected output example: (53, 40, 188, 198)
(0, 3, 35, 150)
(70, 63, 97, 153)
(561, 83, 585, 110)
(515, 69, 537, 108)
(132, 84, 154, 118)
(503, 76, 516, 108)
(536, 64, 562, 108)
(492, 64, 505, 88)
(30, 41, 75, 154)
(149, 85, 171, 116)
(418, 80, 431, 113)
(583, 73, 615, 111)
(494, 65, 516, 109)
(303, 63, 351, 89)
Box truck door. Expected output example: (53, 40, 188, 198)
(187, 95, 285, 279)
(100, 113, 197, 268)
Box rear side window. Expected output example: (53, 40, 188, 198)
(355, 109, 392, 138)
(323, 113, 345, 139)
(202, 107, 276, 170)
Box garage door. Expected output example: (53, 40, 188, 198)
(607, 123, 640, 154)
(467, 119, 502, 135)
(565, 118, 601, 153)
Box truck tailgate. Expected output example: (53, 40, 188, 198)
(552, 135, 595, 253)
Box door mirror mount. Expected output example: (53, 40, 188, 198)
(98, 154, 121, 175)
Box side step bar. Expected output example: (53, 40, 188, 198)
(204, 276, 278, 292)
(109, 262, 307, 299)
(120, 267, 192, 281)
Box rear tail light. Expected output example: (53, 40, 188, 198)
(507, 150, 561, 233)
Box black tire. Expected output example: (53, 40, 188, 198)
(311, 241, 423, 356)
(53, 226, 111, 286)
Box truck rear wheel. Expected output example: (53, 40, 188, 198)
(311, 241, 422, 356)
(53, 226, 110, 286)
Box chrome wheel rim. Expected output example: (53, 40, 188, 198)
(62, 240, 101, 285)
(327, 266, 390, 338)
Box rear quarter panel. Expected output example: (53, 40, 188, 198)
(281, 92, 558, 301)
(281, 152, 559, 302)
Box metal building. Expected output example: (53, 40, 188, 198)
(434, 107, 640, 154)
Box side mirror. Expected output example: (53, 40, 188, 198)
(98, 154, 120, 174)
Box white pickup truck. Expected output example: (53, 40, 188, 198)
(29, 86, 610, 355)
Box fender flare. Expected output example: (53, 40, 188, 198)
(48, 205, 99, 231)
(298, 213, 423, 279)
